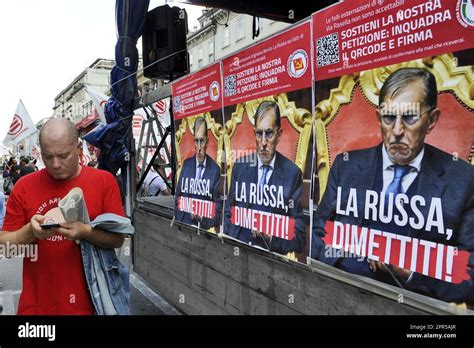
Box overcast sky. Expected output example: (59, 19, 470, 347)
(0, 0, 203, 142)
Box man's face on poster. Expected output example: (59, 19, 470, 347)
(377, 80, 439, 165)
(194, 122, 208, 165)
(255, 110, 282, 166)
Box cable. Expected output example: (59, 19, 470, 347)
(108, 48, 188, 92)
(384, 264, 405, 289)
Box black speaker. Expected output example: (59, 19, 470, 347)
(142, 5, 189, 80)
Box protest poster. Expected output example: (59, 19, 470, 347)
(310, 0, 474, 305)
(221, 21, 313, 262)
(171, 62, 225, 233)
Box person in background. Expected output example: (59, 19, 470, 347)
(32, 159, 39, 171)
(143, 158, 170, 197)
(0, 190, 5, 228)
(9, 165, 21, 185)
(4, 157, 16, 178)
(20, 157, 35, 177)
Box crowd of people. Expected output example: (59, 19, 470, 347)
(2, 156, 38, 195)
(0, 156, 39, 228)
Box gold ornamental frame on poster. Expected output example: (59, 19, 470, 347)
(175, 112, 224, 182)
(223, 93, 313, 188)
(315, 53, 474, 201)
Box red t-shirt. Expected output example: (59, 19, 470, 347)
(3, 166, 125, 315)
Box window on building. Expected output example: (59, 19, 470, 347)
(82, 101, 93, 117)
(208, 41, 214, 62)
(189, 53, 193, 68)
(223, 26, 230, 47)
(236, 16, 245, 40)
(198, 47, 203, 68)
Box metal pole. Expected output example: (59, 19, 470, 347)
(169, 106, 176, 195)
(136, 126, 171, 192)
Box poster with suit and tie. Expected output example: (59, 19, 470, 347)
(221, 21, 314, 262)
(310, 0, 474, 305)
(171, 62, 225, 233)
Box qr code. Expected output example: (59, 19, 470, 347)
(224, 74, 236, 97)
(316, 33, 340, 68)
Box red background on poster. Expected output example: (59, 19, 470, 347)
(313, 0, 474, 80)
(223, 21, 312, 106)
(172, 62, 222, 120)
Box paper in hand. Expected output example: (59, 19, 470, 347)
(58, 187, 90, 224)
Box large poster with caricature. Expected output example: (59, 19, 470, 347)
(221, 21, 314, 262)
(171, 63, 225, 233)
(310, 0, 474, 305)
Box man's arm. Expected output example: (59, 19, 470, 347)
(223, 164, 239, 236)
(54, 222, 125, 249)
(174, 168, 186, 221)
(0, 223, 36, 245)
(268, 168, 305, 254)
(153, 175, 171, 196)
(311, 155, 342, 266)
(1, 214, 60, 249)
(200, 166, 222, 230)
(402, 181, 474, 304)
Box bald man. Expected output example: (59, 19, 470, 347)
(2, 118, 127, 315)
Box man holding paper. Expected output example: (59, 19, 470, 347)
(311, 68, 474, 304)
(1, 118, 127, 315)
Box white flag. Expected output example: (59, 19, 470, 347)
(85, 85, 108, 123)
(3, 100, 38, 146)
(80, 140, 93, 166)
(30, 143, 46, 170)
(31, 142, 41, 160)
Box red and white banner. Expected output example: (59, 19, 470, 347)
(30, 143, 45, 170)
(172, 62, 223, 120)
(313, 0, 474, 80)
(132, 113, 145, 139)
(152, 98, 171, 128)
(3, 100, 38, 146)
(177, 196, 217, 219)
(223, 21, 312, 106)
(31, 142, 41, 160)
(85, 85, 108, 123)
(84, 86, 169, 153)
(322, 220, 470, 284)
(79, 140, 93, 166)
(231, 206, 296, 240)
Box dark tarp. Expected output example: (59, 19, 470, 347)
(84, 0, 150, 175)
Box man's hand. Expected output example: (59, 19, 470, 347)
(56, 222, 92, 241)
(56, 223, 124, 249)
(369, 260, 411, 281)
(30, 215, 56, 240)
(252, 230, 270, 242)
(369, 260, 384, 272)
(191, 214, 202, 223)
